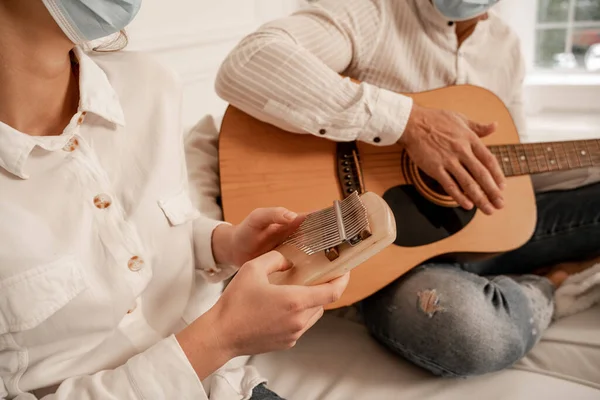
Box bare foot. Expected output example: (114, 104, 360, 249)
(542, 255, 600, 288)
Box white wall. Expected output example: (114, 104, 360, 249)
(124, 0, 300, 129)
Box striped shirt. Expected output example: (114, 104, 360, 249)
(216, 0, 600, 192)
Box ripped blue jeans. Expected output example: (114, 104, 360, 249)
(361, 182, 600, 377)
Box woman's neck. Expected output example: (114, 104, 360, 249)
(0, 1, 79, 136)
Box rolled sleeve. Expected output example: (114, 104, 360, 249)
(358, 86, 414, 146)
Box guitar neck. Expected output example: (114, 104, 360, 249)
(489, 139, 600, 177)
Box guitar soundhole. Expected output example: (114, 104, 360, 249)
(419, 170, 449, 197)
(383, 185, 477, 248)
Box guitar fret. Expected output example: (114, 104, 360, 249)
(527, 144, 539, 173)
(500, 146, 514, 177)
(533, 143, 549, 173)
(509, 145, 522, 175)
(545, 143, 559, 171)
(513, 144, 527, 174)
(555, 143, 571, 170)
(505, 145, 516, 176)
(524, 144, 539, 173)
(574, 140, 593, 167)
(490, 147, 501, 172)
(569, 142, 579, 167)
(587, 140, 600, 166)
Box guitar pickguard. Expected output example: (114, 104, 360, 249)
(383, 185, 477, 248)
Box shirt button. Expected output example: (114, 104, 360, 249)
(319, 129, 327, 135)
(127, 256, 144, 272)
(206, 267, 221, 276)
(77, 111, 87, 125)
(62, 137, 79, 152)
(373, 137, 382, 143)
(93, 194, 112, 209)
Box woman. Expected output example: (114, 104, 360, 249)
(0, 1, 348, 399)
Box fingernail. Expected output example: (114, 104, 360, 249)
(499, 182, 506, 190)
(493, 197, 504, 209)
(283, 211, 298, 221)
(483, 204, 494, 215)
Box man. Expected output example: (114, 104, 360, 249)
(215, 0, 600, 377)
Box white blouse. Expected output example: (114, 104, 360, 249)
(0, 48, 261, 399)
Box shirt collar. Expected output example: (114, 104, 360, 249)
(0, 47, 125, 179)
(74, 47, 125, 126)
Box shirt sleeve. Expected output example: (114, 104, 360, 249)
(4, 336, 207, 400)
(215, 0, 413, 146)
(184, 116, 238, 283)
(185, 115, 223, 221)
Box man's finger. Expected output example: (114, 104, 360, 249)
(468, 121, 497, 138)
(433, 168, 474, 210)
(447, 162, 494, 215)
(462, 153, 504, 210)
(472, 141, 506, 189)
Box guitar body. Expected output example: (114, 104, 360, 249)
(219, 85, 537, 309)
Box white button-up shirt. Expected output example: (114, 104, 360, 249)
(216, 0, 598, 192)
(0, 48, 261, 399)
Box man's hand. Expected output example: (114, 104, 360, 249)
(400, 104, 506, 215)
(212, 207, 305, 267)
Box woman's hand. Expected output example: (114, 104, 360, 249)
(212, 207, 305, 267)
(176, 251, 350, 379)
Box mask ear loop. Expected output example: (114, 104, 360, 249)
(92, 30, 129, 52)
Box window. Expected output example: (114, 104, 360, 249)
(535, 0, 600, 72)
(495, 0, 600, 140)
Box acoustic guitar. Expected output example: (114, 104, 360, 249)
(219, 84, 599, 309)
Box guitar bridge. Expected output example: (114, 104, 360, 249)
(336, 142, 366, 198)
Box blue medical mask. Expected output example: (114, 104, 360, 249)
(432, 0, 500, 22)
(42, 0, 141, 44)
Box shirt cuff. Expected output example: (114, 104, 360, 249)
(192, 215, 238, 283)
(358, 86, 414, 146)
(126, 335, 208, 399)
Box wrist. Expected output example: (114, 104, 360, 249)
(175, 308, 235, 380)
(399, 103, 424, 145)
(211, 223, 235, 266)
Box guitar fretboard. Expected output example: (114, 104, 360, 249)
(489, 139, 600, 177)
